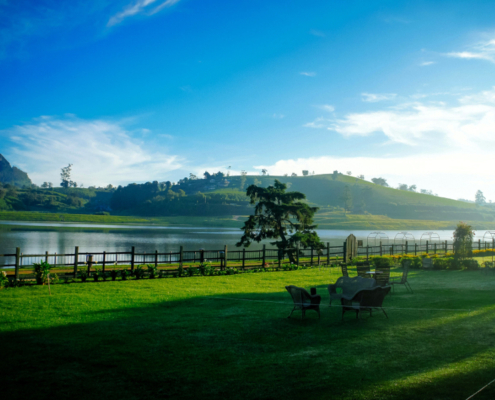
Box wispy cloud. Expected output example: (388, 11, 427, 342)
(303, 87, 495, 148)
(361, 93, 397, 102)
(420, 61, 436, 66)
(320, 105, 335, 112)
(445, 38, 495, 63)
(309, 29, 325, 37)
(108, 0, 181, 27)
(2, 115, 183, 186)
(300, 72, 316, 77)
(272, 114, 285, 119)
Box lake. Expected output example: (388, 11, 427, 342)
(0, 221, 484, 256)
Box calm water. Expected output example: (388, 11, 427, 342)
(0, 221, 487, 255)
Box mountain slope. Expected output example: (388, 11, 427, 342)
(0, 154, 32, 187)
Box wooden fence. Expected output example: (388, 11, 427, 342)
(1, 239, 494, 282)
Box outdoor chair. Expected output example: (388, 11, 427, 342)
(341, 263, 349, 278)
(356, 262, 371, 278)
(374, 264, 391, 287)
(285, 285, 321, 319)
(391, 260, 413, 293)
(328, 276, 376, 305)
(341, 286, 391, 320)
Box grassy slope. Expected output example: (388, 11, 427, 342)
(1, 268, 495, 400)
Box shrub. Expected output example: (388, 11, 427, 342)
(461, 259, 479, 271)
(177, 264, 185, 277)
(134, 265, 145, 279)
(110, 270, 118, 281)
(0, 271, 9, 289)
(371, 257, 392, 268)
(93, 268, 101, 282)
(147, 264, 157, 279)
(410, 257, 422, 269)
(78, 270, 88, 282)
(33, 260, 52, 285)
(158, 270, 166, 278)
(120, 269, 129, 280)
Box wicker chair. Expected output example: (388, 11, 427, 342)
(285, 285, 321, 319)
(341, 286, 391, 320)
(374, 264, 391, 287)
(356, 262, 371, 278)
(391, 260, 413, 293)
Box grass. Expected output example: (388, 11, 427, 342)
(2, 267, 495, 399)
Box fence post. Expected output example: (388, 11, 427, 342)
(242, 248, 246, 270)
(343, 241, 347, 263)
(445, 240, 448, 254)
(434, 243, 437, 255)
(426, 241, 429, 254)
(179, 246, 183, 269)
(366, 245, 369, 261)
(73, 246, 79, 277)
(405, 241, 408, 255)
(224, 245, 228, 270)
(131, 246, 135, 272)
(102, 251, 106, 273)
(45, 251, 49, 264)
(54, 252, 57, 267)
(479, 239, 481, 251)
(87, 255, 93, 275)
(155, 250, 158, 268)
(379, 241, 382, 257)
(327, 242, 330, 265)
(296, 243, 299, 266)
(310, 247, 313, 266)
(391, 244, 394, 255)
(200, 249, 205, 264)
(14, 247, 20, 283)
(262, 245, 266, 268)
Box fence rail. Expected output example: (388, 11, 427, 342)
(2, 239, 495, 281)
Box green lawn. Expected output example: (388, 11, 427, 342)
(1, 268, 495, 399)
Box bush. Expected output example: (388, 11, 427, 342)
(461, 259, 479, 271)
(120, 269, 129, 280)
(33, 260, 52, 285)
(371, 257, 392, 268)
(78, 270, 88, 282)
(0, 271, 9, 289)
(134, 265, 145, 279)
(147, 264, 157, 279)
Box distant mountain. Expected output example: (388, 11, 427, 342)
(0, 154, 32, 187)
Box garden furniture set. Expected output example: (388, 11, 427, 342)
(286, 262, 412, 320)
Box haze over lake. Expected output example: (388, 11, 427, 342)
(0, 221, 485, 255)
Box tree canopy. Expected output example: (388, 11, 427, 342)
(236, 180, 324, 263)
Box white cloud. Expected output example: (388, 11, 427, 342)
(445, 38, 495, 63)
(318, 104, 335, 112)
(300, 72, 316, 77)
(272, 114, 285, 119)
(253, 152, 495, 200)
(2, 116, 183, 186)
(108, 0, 181, 27)
(420, 61, 436, 66)
(302, 87, 495, 148)
(361, 93, 397, 102)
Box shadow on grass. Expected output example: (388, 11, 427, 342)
(2, 282, 495, 400)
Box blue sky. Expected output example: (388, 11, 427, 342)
(2, 0, 495, 200)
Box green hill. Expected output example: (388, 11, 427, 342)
(221, 173, 494, 223)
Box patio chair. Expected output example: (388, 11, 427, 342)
(341, 286, 391, 320)
(356, 262, 371, 278)
(390, 260, 413, 293)
(285, 285, 321, 319)
(374, 264, 391, 287)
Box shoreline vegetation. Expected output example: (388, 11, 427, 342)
(0, 210, 494, 230)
